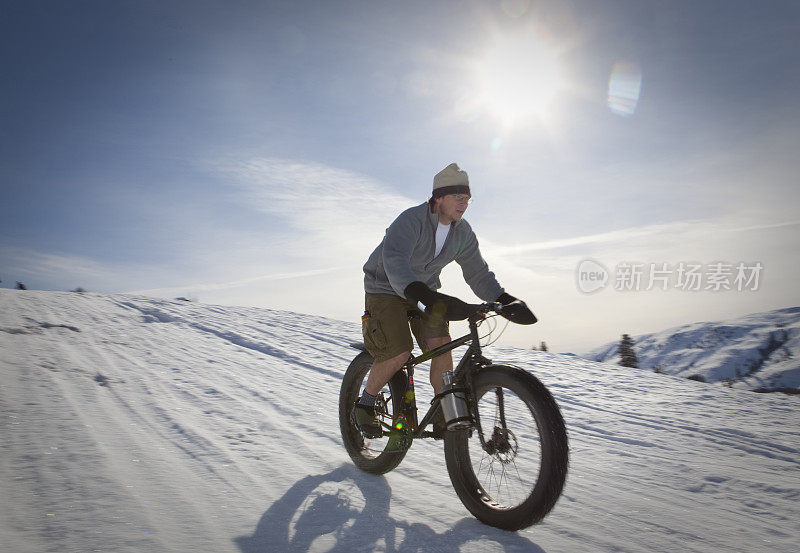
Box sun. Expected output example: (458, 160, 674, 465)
(474, 33, 564, 128)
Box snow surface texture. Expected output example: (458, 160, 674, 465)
(1, 289, 798, 553)
(583, 307, 800, 392)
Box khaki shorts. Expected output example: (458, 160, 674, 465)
(362, 293, 450, 363)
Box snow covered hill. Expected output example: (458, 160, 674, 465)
(2, 290, 798, 553)
(582, 307, 800, 392)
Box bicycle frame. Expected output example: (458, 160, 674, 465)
(395, 312, 497, 445)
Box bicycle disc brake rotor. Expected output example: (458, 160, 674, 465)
(485, 426, 519, 464)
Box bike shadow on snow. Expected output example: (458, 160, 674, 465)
(234, 463, 548, 553)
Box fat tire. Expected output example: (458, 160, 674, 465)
(339, 351, 409, 474)
(444, 365, 568, 530)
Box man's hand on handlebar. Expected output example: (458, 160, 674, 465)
(405, 281, 475, 321)
(492, 292, 538, 325)
(404, 282, 538, 324)
(493, 294, 537, 325)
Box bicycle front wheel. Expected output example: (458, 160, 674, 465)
(444, 365, 569, 530)
(339, 350, 410, 475)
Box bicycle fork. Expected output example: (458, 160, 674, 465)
(462, 358, 510, 454)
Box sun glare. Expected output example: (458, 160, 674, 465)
(474, 34, 564, 127)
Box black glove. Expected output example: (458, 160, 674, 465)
(405, 281, 475, 321)
(436, 295, 476, 321)
(495, 292, 538, 325)
(496, 292, 517, 305)
(405, 281, 439, 307)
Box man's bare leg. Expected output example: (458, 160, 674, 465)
(426, 336, 453, 394)
(363, 350, 412, 397)
(362, 335, 452, 397)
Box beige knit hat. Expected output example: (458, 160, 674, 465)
(432, 163, 470, 198)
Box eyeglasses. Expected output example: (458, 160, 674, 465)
(451, 194, 472, 204)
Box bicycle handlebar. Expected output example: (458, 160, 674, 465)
(473, 302, 502, 314)
(471, 300, 537, 325)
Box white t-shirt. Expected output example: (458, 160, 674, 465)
(413, 221, 451, 311)
(434, 222, 450, 258)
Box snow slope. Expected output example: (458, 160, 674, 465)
(1, 290, 798, 553)
(582, 307, 800, 392)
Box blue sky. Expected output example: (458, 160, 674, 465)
(2, 0, 799, 352)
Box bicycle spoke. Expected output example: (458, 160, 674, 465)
(467, 385, 542, 510)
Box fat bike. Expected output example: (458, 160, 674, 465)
(339, 302, 569, 531)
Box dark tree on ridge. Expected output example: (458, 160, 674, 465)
(618, 334, 638, 368)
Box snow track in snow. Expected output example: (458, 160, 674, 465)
(1, 290, 798, 552)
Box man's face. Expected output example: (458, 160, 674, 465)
(436, 193, 471, 224)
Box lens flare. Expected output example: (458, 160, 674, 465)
(491, 137, 502, 154)
(607, 62, 642, 117)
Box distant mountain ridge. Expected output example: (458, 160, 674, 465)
(582, 307, 800, 392)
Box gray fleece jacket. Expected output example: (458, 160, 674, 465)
(363, 202, 504, 301)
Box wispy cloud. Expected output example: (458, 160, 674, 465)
(127, 267, 339, 296)
(1, 158, 417, 302)
(489, 220, 714, 256)
(98, 156, 423, 311)
(212, 157, 413, 260)
(729, 220, 800, 233)
(0, 245, 121, 288)
(489, 217, 800, 259)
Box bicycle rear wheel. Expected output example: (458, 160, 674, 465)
(339, 350, 410, 474)
(444, 365, 568, 530)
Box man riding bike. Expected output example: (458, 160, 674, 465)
(355, 162, 535, 438)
